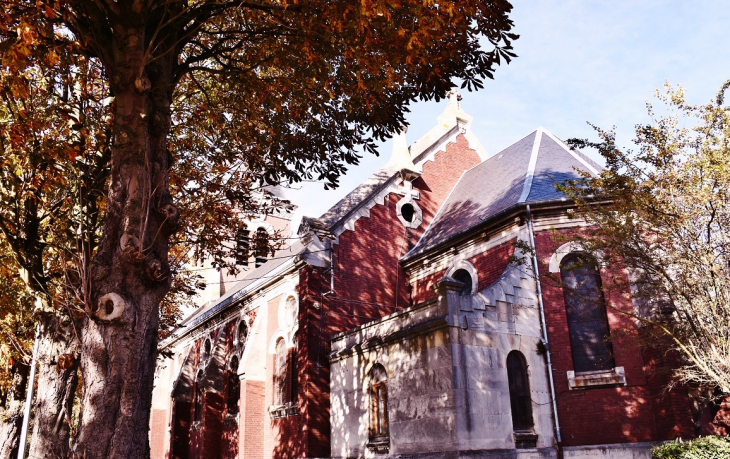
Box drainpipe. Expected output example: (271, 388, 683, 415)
(526, 205, 562, 450)
(17, 323, 40, 459)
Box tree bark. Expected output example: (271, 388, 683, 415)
(0, 362, 29, 459)
(27, 313, 80, 459)
(72, 17, 177, 459)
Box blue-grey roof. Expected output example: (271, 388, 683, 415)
(404, 128, 602, 259)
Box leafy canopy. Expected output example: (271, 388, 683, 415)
(562, 80, 730, 394)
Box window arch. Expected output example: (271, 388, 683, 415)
(507, 351, 533, 431)
(274, 338, 287, 406)
(452, 269, 473, 296)
(368, 364, 389, 447)
(560, 253, 614, 372)
(227, 356, 240, 415)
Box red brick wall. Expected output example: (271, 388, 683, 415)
(241, 380, 266, 459)
(534, 227, 693, 446)
(411, 238, 516, 304)
(280, 134, 481, 458)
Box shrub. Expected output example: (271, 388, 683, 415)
(651, 436, 730, 458)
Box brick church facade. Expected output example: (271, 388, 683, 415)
(150, 92, 704, 458)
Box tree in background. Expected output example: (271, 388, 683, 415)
(1, 2, 518, 457)
(562, 80, 730, 395)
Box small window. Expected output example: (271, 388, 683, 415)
(235, 226, 250, 266)
(400, 203, 415, 222)
(452, 269, 473, 296)
(560, 253, 614, 372)
(200, 339, 212, 362)
(368, 364, 389, 448)
(227, 356, 240, 415)
(254, 227, 268, 268)
(274, 338, 287, 406)
(237, 320, 248, 346)
(507, 351, 533, 431)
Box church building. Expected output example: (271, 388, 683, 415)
(149, 92, 701, 459)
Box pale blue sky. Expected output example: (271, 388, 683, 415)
(287, 0, 730, 234)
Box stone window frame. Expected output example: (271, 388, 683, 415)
(548, 243, 626, 390)
(278, 292, 299, 332)
(199, 335, 213, 367)
(446, 259, 478, 295)
(367, 364, 390, 453)
(235, 316, 249, 348)
(395, 195, 423, 229)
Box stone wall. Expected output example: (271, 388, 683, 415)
(330, 251, 554, 457)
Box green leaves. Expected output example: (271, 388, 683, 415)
(563, 80, 730, 394)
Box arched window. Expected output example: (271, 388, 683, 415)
(368, 364, 389, 446)
(235, 225, 250, 266)
(227, 356, 240, 415)
(452, 269, 473, 296)
(507, 351, 533, 431)
(254, 227, 268, 268)
(560, 253, 614, 372)
(194, 369, 204, 423)
(201, 339, 211, 363)
(274, 338, 287, 406)
(290, 337, 298, 404)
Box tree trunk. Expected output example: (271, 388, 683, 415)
(27, 313, 80, 459)
(72, 18, 177, 459)
(0, 362, 29, 459)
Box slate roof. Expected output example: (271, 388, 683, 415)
(178, 242, 305, 331)
(403, 128, 602, 260)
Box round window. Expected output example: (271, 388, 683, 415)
(284, 296, 298, 328)
(401, 203, 415, 222)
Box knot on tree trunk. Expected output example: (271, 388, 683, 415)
(134, 77, 151, 93)
(145, 258, 169, 283)
(91, 293, 126, 322)
(120, 233, 145, 263)
(158, 203, 180, 232)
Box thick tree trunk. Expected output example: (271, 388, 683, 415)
(27, 313, 80, 459)
(72, 17, 177, 459)
(0, 362, 29, 459)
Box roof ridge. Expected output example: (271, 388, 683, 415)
(518, 129, 543, 203)
(540, 129, 601, 176)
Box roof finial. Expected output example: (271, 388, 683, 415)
(446, 87, 462, 107)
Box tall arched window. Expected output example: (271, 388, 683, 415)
(274, 338, 286, 406)
(507, 351, 533, 431)
(227, 356, 240, 415)
(235, 226, 250, 266)
(560, 253, 614, 372)
(254, 227, 269, 268)
(452, 269, 473, 296)
(368, 364, 389, 447)
(194, 369, 204, 423)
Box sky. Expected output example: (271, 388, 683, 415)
(285, 0, 730, 235)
